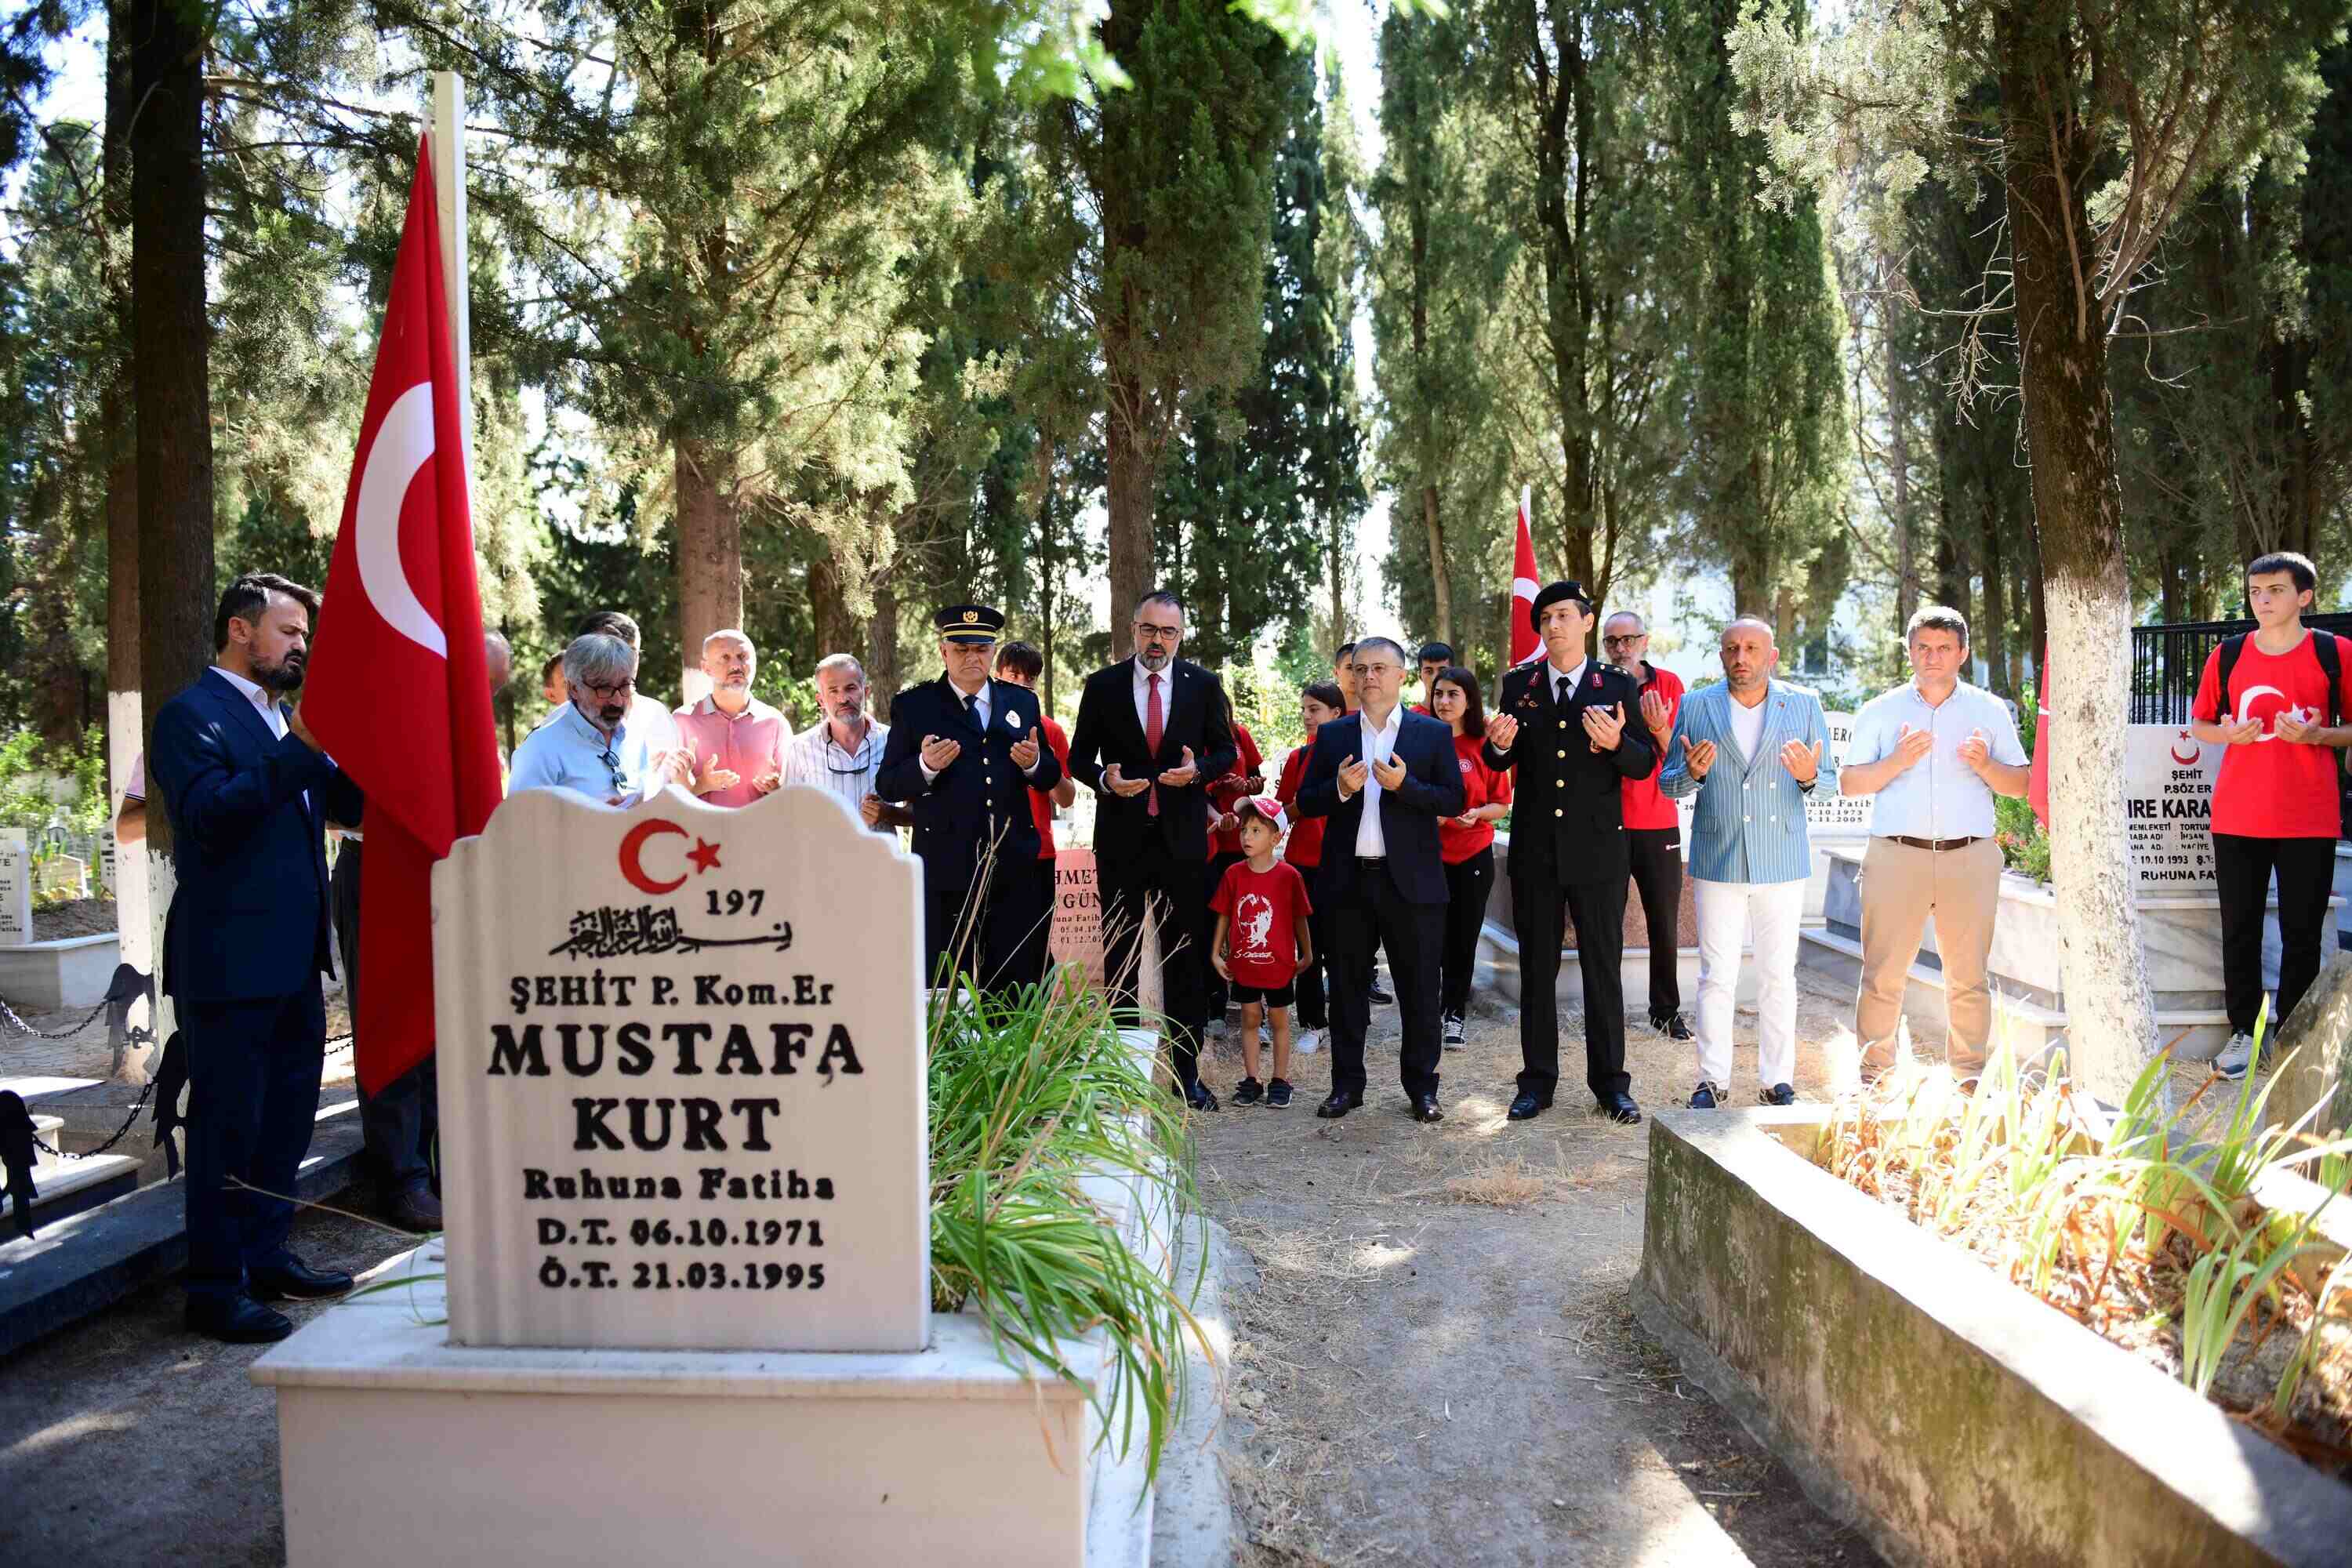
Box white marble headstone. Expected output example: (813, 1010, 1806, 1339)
(0, 841, 31, 945)
(100, 826, 117, 898)
(2125, 724, 2222, 892)
(435, 784, 929, 1353)
(1805, 712, 1872, 838)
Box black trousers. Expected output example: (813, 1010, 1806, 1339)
(182, 985, 326, 1305)
(924, 857, 1049, 994)
(1203, 850, 1246, 1013)
(1627, 827, 1683, 1018)
(1324, 858, 1445, 1102)
(1512, 873, 1632, 1102)
(1294, 885, 1329, 1029)
(1100, 842, 1211, 1087)
(1441, 848, 1494, 1021)
(2213, 833, 2337, 1037)
(331, 841, 436, 1202)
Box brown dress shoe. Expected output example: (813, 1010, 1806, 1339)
(387, 1188, 444, 1232)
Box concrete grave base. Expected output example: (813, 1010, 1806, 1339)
(0, 931, 121, 1010)
(1635, 1106, 2352, 1568)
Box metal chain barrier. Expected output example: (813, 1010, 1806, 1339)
(0, 993, 111, 1040)
(31, 1073, 157, 1161)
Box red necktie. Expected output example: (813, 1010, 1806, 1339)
(1146, 672, 1163, 817)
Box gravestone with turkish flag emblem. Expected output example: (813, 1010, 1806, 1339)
(434, 784, 929, 1352)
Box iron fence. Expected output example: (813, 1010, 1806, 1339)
(2129, 613, 2352, 724)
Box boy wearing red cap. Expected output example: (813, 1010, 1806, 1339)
(1210, 798, 1316, 1107)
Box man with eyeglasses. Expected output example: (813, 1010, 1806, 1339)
(1602, 611, 1692, 1042)
(1069, 590, 1240, 1111)
(508, 633, 694, 804)
(785, 652, 910, 832)
(877, 605, 1065, 992)
(673, 630, 790, 809)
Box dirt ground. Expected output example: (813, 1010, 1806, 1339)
(1189, 967, 1895, 1568)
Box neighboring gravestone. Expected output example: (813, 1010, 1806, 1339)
(0, 840, 31, 945)
(2125, 724, 2221, 892)
(1806, 711, 1871, 838)
(1048, 846, 1103, 982)
(99, 826, 116, 898)
(36, 854, 87, 900)
(435, 785, 929, 1353)
(2264, 952, 2352, 1141)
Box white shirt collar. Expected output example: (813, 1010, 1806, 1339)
(1134, 659, 1171, 691)
(1359, 703, 1404, 740)
(209, 664, 274, 713)
(1545, 658, 1588, 691)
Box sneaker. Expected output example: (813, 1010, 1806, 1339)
(1443, 1013, 1466, 1049)
(1651, 1011, 1693, 1042)
(1293, 1029, 1323, 1056)
(2215, 1033, 2259, 1081)
(1758, 1083, 1796, 1107)
(1232, 1076, 1264, 1105)
(1688, 1080, 1724, 1109)
(1265, 1077, 1294, 1108)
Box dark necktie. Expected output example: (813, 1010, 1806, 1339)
(964, 691, 979, 730)
(1145, 673, 1163, 818)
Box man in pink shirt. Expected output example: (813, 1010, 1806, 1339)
(672, 630, 789, 808)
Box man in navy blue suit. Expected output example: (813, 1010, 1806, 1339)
(1294, 637, 1465, 1123)
(150, 573, 365, 1343)
(877, 604, 1065, 992)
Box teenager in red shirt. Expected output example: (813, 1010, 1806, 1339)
(1278, 682, 1345, 1054)
(1210, 799, 1315, 1107)
(995, 643, 1076, 985)
(2190, 552, 2352, 1077)
(1430, 667, 1513, 1047)
(1603, 610, 1690, 1040)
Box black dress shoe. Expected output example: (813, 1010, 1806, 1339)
(186, 1294, 293, 1344)
(249, 1259, 355, 1301)
(1506, 1092, 1546, 1121)
(1315, 1091, 1363, 1119)
(1599, 1091, 1642, 1126)
(1367, 983, 1394, 1006)
(1185, 1081, 1220, 1113)
(1652, 1011, 1693, 1042)
(1409, 1093, 1444, 1123)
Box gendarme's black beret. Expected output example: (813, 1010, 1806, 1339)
(1528, 580, 1591, 633)
(933, 604, 1005, 643)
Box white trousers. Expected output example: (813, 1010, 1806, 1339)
(1693, 877, 1806, 1091)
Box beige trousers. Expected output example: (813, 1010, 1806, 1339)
(1856, 834, 2004, 1076)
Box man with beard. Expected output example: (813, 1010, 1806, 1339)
(1602, 609, 1692, 1042)
(786, 652, 910, 832)
(508, 633, 695, 804)
(672, 630, 789, 809)
(150, 574, 367, 1341)
(1069, 591, 1240, 1110)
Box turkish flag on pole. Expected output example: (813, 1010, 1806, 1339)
(2028, 644, 2052, 829)
(303, 135, 503, 1096)
(1510, 485, 1542, 667)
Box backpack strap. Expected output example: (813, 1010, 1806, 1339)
(2216, 632, 2247, 720)
(2314, 632, 2343, 729)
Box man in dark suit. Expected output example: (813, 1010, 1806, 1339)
(877, 604, 1064, 992)
(1067, 590, 1238, 1110)
(1294, 637, 1465, 1123)
(1482, 581, 1656, 1125)
(150, 573, 366, 1342)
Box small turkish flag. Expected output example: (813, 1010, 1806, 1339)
(1510, 485, 1542, 668)
(2028, 644, 2051, 829)
(303, 136, 502, 1096)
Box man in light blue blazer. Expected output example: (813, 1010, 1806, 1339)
(1658, 618, 1838, 1108)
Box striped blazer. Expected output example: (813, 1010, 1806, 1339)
(1657, 679, 1838, 885)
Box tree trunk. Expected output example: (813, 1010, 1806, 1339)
(2001, 38, 2157, 1104)
(808, 557, 855, 666)
(1105, 397, 1152, 662)
(132, 0, 214, 857)
(673, 437, 741, 706)
(1421, 485, 1452, 644)
(866, 575, 899, 706)
(1326, 497, 1346, 654)
(1885, 251, 1919, 632)
(1980, 496, 2009, 696)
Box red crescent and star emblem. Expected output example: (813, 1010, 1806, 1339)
(617, 818, 722, 895)
(2170, 731, 2202, 768)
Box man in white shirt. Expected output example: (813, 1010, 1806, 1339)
(784, 653, 909, 831)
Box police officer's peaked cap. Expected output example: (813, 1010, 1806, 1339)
(934, 604, 1005, 644)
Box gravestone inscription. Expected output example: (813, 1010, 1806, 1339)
(0, 840, 30, 944)
(435, 784, 929, 1353)
(2124, 725, 2221, 892)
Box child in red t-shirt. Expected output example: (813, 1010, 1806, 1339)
(1210, 798, 1315, 1107)
(2190, 551, 2352, 1077)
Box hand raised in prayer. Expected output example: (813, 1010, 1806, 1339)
(1956, 728, 1991, 774)
(1893, 723, 1933, 771)
(1370, 752, 1408, 790)
(1102, 764, 1152, 798)
(1582, 702, 1626, 753)
(1780, 738, 1822, 784)
(1486, 713, 1519, 751)
(920, 734, 962, 772)
(1011, 727, 1041, 770)
(1337, 754, 1368, 799)
(1157, 746, 1199, 787)
(1681, 735, 1717, 780)
(1639, 688, 1672, 738)
(692, 753, 741, 797)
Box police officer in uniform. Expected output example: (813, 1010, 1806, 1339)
(877, 605, 1064, 990)
(1481, 581, 1655, 1124)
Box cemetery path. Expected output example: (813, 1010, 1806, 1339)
(1190, 971, 1889, 1568)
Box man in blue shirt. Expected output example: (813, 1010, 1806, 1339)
(1840, 606, 2030, 1082)
(508, 633, 693, 804)
(1660, 618, 1837, 1108)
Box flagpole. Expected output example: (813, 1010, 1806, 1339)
(430, 72, 474, 490)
